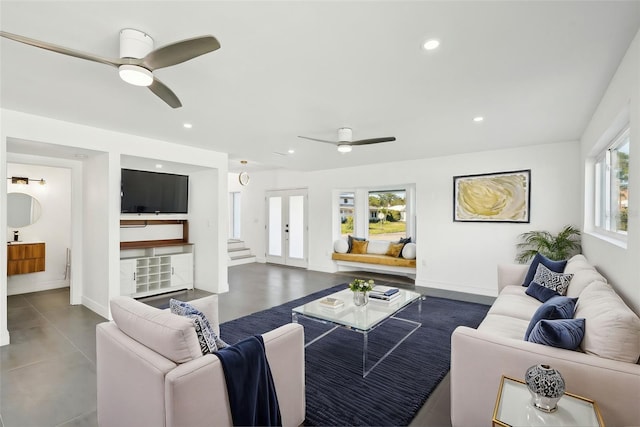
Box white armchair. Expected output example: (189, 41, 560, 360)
(96, 295, 305, 427)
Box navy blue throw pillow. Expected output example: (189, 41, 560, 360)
(524, 296, 577, 340)
(522, 253, 567, 287)
(525, 281, 560, 303)
(528, 318, 585, 350)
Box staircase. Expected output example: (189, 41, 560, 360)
(227, 239, 256, 266)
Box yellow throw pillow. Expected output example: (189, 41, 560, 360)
(386, 243, 404, 257)
(351, 240, 369, 254)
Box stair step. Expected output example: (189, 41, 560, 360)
(228, 255, 256, 266)
(230, 254, 255, 260)
(227, 240, 246, 250)
(228, 247, 249, 253)
(229, 248, 251, 257)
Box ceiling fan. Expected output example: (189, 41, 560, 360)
(298, 127, 395, 153)
(0, 29, 221, 108)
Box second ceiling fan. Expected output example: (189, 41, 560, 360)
(298, 127, 395, 152)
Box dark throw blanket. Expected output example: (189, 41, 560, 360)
(214, 335, 282, 427)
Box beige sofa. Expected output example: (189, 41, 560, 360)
(96, 295, 305, 427)
(451, 254, 640, 427)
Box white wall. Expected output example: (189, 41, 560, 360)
(580, 29, 640, 314)
(191, 168, 229, 293)
(81, 153, 111, 315)
(1, 109, 229, 345)
(238, 140, 580, 297)
(6, 162, 71, 295)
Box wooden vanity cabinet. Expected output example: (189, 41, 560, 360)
(7, 242, 46, 275)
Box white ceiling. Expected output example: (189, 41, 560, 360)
(2, 1, 639, 173)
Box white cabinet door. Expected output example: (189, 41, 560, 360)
(120, 259, 136, 296)
(171, 253, 193, 288)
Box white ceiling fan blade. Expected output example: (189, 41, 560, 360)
(0, 31, 124, 68)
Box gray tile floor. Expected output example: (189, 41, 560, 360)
(1, 263, 492, 427)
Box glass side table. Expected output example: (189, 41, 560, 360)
(492, 376, 605, 427)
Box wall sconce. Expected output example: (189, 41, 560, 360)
(7, 176, 46, 185)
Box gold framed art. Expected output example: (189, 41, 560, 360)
(453, 169, 530, 223)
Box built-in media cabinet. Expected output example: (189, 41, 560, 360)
(119, 220, 194, 298)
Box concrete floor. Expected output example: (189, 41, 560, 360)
(1, 263, 491, 427)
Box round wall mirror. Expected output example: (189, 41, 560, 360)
(7, 192, 42, 228)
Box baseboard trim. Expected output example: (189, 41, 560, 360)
(415, 278, 497, 298)
(7, 280, 69, 296)
(82, 295, 109, 319)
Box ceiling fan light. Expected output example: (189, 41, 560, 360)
(118, 64, 153, 87)
(337, 145, 352, 153)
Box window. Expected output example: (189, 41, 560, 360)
(368, 189, 406, 241)
(339, 192, 355, 238)
(595, 126, 629, 236)
(229, 192, 241, 239)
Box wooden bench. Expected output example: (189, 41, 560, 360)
(331, 252, 416, 278)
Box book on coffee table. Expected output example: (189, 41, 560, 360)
(319, 297, 344, 308)
(369, 287, 400, 300)
(369, 292, 401, 302)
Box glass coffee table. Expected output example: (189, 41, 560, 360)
(292, 286, 423, 378)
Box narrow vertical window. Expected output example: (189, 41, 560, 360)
(595, 126, 630, 236)
(339, 192, 355, 238)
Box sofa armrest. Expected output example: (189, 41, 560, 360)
(497, 264, 528, 293)
(451, 326, 640, 427)
(165, 323, 305, 427)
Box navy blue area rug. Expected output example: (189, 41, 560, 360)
(220, 284, 489, 427)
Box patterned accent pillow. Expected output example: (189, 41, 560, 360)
(522, 253, 567, 287)
(533, 263, 573, 295)
(170, 299, 228, 355)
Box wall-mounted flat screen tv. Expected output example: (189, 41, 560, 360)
(121, 169, 189, 214)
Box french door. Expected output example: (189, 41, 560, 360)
(265, 189, 308, 268)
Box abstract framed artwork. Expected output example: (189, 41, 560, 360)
(453, 169, 531, 223)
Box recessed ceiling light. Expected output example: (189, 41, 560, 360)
(155, 164, 163, 169)
(288, 149, 295, 154)
(183, 123, 193, 129)
(422, 39, 440, 51)
(473, 116, 484, 122)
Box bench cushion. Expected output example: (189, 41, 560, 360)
(332, 252, 416, 268)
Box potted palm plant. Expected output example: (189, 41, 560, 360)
(515, 225, 582, 263)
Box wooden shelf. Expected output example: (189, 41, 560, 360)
(120, 219, 189, 250)
(120, 240, 191, 249)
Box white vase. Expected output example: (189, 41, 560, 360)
(353, 291, 368, 306)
